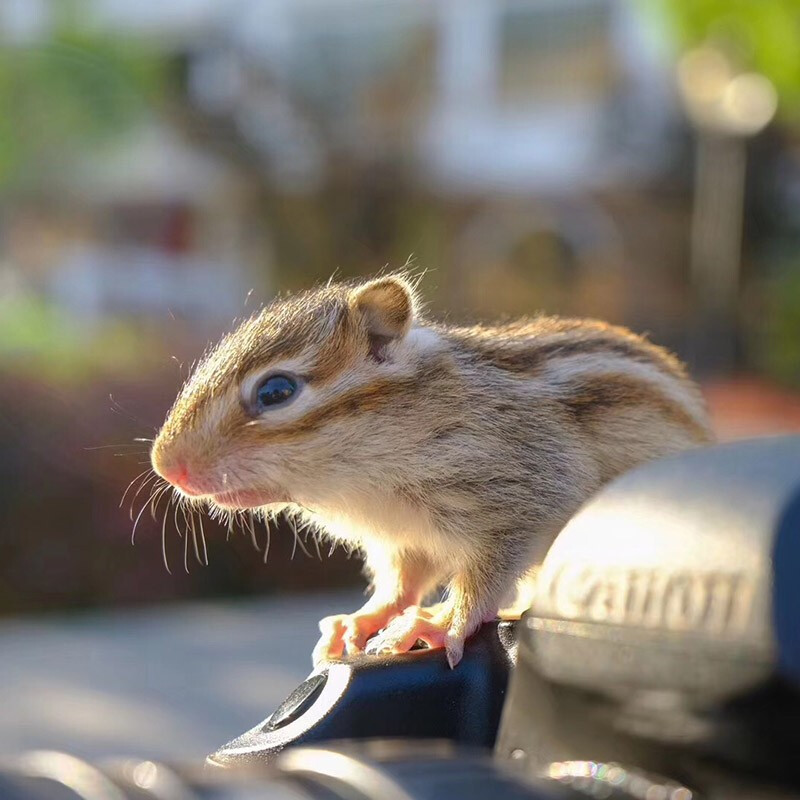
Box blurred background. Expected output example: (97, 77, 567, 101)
(1, 0, 799, 761)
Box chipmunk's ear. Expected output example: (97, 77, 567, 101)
(351, 276, 416, 360)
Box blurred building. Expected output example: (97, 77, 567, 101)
(169, 0, 673, 190)
(48, 119, 262, 325)
(153, 0, 690, 337)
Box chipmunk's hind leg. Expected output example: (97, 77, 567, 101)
(498, 567, 539, 620)
(311, 547, 439, 666)
(366, 568, 503, 668)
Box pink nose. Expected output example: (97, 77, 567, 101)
(160, 462, 201, 495)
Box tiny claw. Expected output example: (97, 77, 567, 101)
(364, 636, 383, 656)
(312, 615, 347, 666)
(445, 635, 465, 669)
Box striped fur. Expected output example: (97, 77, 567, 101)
(151, 274, 713, 665)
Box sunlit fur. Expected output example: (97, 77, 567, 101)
(148, 273, 714, 663)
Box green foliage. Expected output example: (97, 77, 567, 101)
(657, 0, 800, 120)
(758, 265, 800, 387)
(0, 293, 165, 381)
(0, 29, 167, 186)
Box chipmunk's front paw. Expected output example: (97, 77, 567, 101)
(312, 604, 403, 666)
(365, 604, 485, 668)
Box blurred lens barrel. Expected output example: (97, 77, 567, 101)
(0, 745, 646, 800)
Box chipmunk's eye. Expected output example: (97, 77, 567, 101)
(254, 374, 298, 412)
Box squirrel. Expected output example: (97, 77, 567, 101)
(150, 274, 714, 667)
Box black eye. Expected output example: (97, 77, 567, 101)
(254, 374, 298, 411)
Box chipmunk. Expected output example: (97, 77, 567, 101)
(150, 274, 713, 667)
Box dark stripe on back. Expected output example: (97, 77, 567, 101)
(559, 373, 710, 442)
(446, 323, 687, 383)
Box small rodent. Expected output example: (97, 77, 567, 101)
(150, 274, 713, 667)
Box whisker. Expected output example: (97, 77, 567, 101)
(130, 489, 154, 545)
(262, 512, 272, 564)
(186, 507, 203, 567)
(183, 510, 190, 573)
(246, 511, 259, 552)
(161, 492, 174, 574)
(173, 496, 184, 539)
(197, 513, 209, 566)
(289, 513, 311, 560)
(129, 472, 159, 520)
(120, 468, 152, 509)
(109, 394, 156, 431)
(149, 482, 170, 522)
(312, 528, 322, 560)
(85, 444, 149, 451)
(131, 479, 165, 545)
(231, 510, 241, 540)
(290, 515, 298, 560)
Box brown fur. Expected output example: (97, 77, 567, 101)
(445, 319, 688, 379)
(561, 373, 711, 441)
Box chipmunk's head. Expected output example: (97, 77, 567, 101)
(151, 275, 439, 513)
